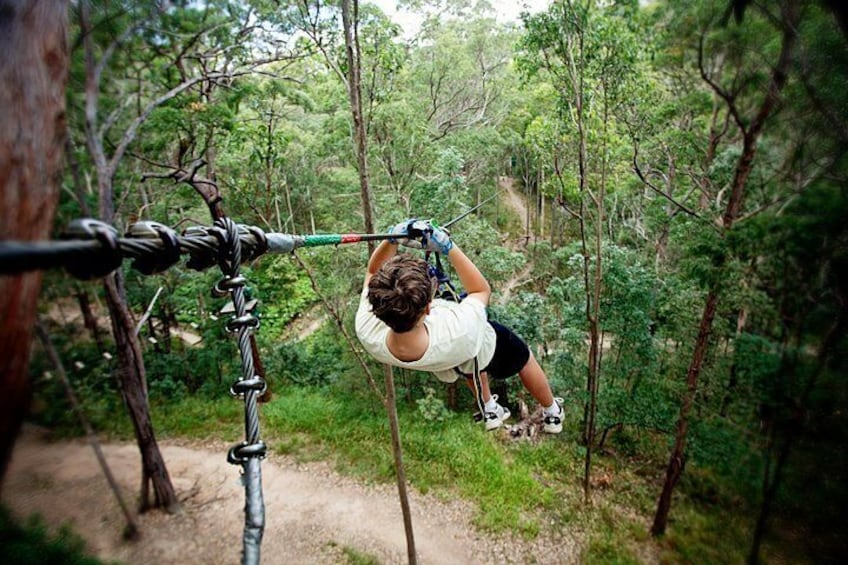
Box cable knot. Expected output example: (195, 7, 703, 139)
(125, 221, 181, 274)
(62, 219, 122, 279)
(227, 441, 267, 465)
(214, 217, 241, 276)
(184, 225, 225, 271)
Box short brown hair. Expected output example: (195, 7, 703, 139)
(368, 254, 436, 333)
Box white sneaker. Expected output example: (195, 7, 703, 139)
(543, 398, 564, 434)
(483, 394, 511, 431)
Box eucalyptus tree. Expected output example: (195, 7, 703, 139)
(397, 14, 515, 201)
(519, 0, 641, 503)
(70, 0, 288, 512)
(644, 0, 804, 537)
(269, 0, 402, 240)
(0, 0, 69, 490)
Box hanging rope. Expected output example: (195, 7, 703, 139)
(211, 217, 267, 565)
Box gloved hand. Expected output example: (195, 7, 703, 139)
(425, 224, 453, 255)
(400, 220, 453, 255)
(386, 219, 415, 244)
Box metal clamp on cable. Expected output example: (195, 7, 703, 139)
(240, 225, 268, 262)
(230, 376, 267, 398)
(184, 225, 224, 271)
(62, 219, 123, 280)
(226, 314, 259, 332)
(126, 221, 181, 274)
(213, 274, 247, 297)
(227, 441, 267, 465)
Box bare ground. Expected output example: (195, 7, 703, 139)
(497, 176, 534, 306)
(3, 426, 583, 564)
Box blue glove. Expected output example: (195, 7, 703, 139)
(425, 224, 453, 255)
(427, 226, 453, 255)
(402, 220, 453, 255)
(387, 219, 415, 244)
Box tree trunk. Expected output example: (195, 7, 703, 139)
(0, 0, 68, 490)
(652, 290, 719, 535)
(79, 0, 182, 512)
(104, 274, 179, 512)
(342, 0, 376, 250)
(159, 303, 172, 354)
(383, 364, 417, 565)
(651, 2, 798, 535)
(76, 287, 105, 351)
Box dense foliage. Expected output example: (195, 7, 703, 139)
(21, 0, 847, 562)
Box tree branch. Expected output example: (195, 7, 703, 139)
(632, 145, 705, 222)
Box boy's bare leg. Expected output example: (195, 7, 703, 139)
(518, 353, 555, 407)
(463, 372, 492, 404)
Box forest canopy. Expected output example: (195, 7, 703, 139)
(2, 0, 846, 562)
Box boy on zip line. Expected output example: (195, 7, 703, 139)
(355, 219, 564, 433)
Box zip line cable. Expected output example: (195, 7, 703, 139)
(0, 218, 403, 278)
(0, 185, 505, 278)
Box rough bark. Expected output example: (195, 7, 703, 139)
(341, 0, 376, 250)
(651, 1, 798, 536)
(80, 0, 179, 512)
(0, 0, 68, 490)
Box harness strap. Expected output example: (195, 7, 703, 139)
(462, 357, 485, 419)
(428, 252, 464, 302)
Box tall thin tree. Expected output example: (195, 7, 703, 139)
(342, 1, 416, 560)
(342, 0, 377, 248)
(78, 0, 179, 512)
(651, 0, 800, 536)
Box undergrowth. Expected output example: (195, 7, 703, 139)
(25, 385, 772, 563)
(0, 506, 104, 565)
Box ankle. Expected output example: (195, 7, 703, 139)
(543, 401, 561, 416)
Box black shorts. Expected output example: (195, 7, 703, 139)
(481, 321, 531, 379)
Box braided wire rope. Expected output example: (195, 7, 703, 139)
(212, 217, 268, 565)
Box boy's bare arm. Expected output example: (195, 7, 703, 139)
(364, 240, 399, 286)
(447, 245, 491, 306)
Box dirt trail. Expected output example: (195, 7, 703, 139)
(499, 176, 529, 236)
(3, 426, 581, 564)
(497, 177, 533, 305)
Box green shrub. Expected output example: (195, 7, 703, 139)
(0, 507, 103, 565)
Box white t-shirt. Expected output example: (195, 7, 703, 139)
(354, 285, 497, 383)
